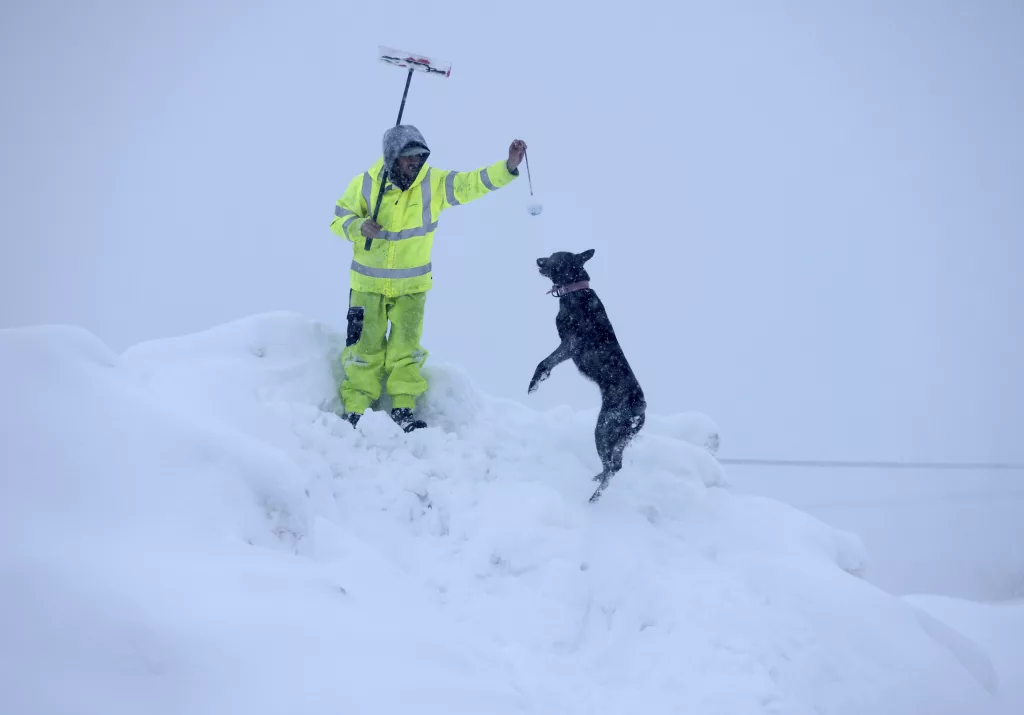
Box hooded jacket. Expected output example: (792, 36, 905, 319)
(383, 125, 431, 190)
(331, 125, 519, 297)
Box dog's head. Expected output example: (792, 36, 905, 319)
(536, 249, 595, 286)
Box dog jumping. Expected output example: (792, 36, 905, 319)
(529, 249, 646, 502)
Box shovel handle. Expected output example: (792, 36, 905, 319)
(364, 170, 389, 250)
(364, 69, 413, 251)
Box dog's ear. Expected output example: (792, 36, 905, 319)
(578, 249, 595, 263)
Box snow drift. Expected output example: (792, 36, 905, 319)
(0, 312, 1007, 714)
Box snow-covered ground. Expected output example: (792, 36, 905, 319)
(2, 312, 1021, 714)
(725, 465, 1024, 601)
(907, 595, 1024, 715)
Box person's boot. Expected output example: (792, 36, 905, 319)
(344, 412, 361, 428)
(390, 407, 427, 433)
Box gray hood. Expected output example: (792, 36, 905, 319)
(382, 125, 431, 175)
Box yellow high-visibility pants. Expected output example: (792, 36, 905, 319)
(340, 290, 428, 414)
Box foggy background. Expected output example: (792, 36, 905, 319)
(2, 1, 1022, 597)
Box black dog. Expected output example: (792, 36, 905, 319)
(529, 249, 646, 502)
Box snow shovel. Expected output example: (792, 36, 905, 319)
(365, 46, 452, 250)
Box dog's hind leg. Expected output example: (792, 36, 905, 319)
(592, 405, 619, 480)
(589, 403, 646, 502)
(589, 406, 627, 504)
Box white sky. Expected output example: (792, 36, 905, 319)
(2, 0, 1021, 463)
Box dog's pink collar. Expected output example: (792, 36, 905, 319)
(547, 281, 590, 298)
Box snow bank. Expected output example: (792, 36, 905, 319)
(0, 313, 1006, 714)
(904, 595, 1024, 715)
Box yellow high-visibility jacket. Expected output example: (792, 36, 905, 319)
(331, 157, 518, 296)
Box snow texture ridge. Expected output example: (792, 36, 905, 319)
(0, 312, 1009, 714)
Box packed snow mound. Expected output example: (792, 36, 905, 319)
(904, 595, 1024, 715)
(0, 312, 1004, 714)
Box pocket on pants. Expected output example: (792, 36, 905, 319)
(346, 306, 365, 347)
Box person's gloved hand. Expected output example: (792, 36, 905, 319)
(507, 139, 527, 172)
(360, 219, 382, 239)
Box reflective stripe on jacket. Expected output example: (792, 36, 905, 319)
(330, 157, 518, 296)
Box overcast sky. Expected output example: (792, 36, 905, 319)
(2, 0, 1021, 463)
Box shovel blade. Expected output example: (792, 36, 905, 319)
(378, 46, 452, 78)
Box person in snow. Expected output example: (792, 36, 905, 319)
(331, 125, 527, 431)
